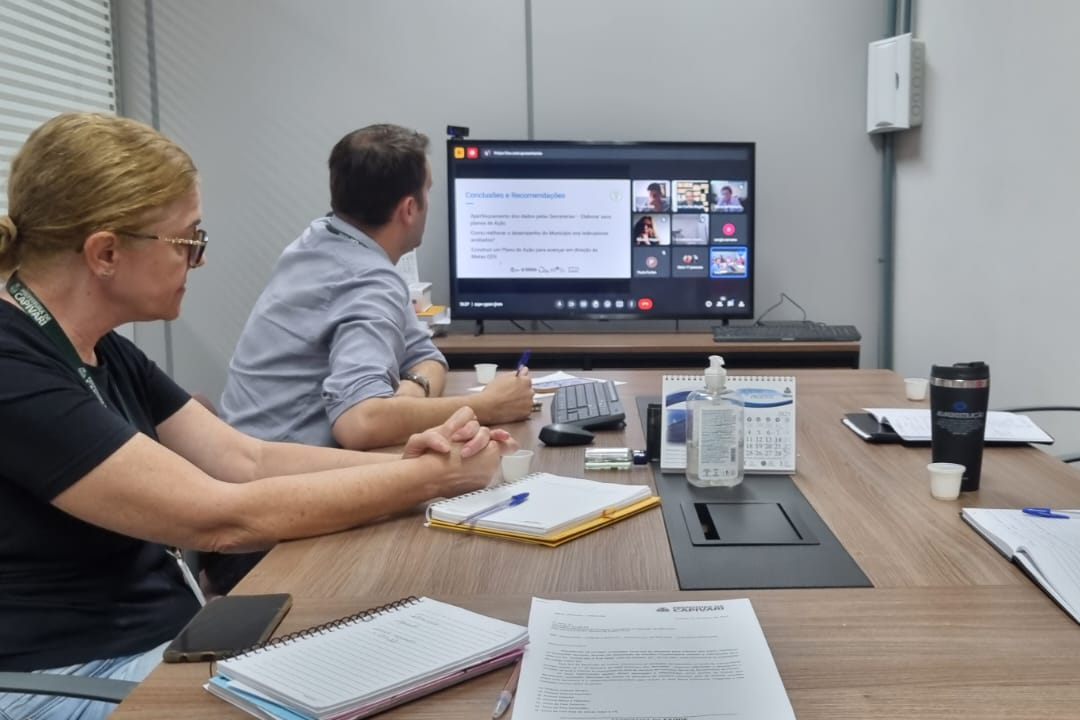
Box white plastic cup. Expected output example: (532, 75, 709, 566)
(928, 462, 965, 501)
(474, 363, 498, 385)
(501, 450, 534, 482)
(904, 377, 929, 401)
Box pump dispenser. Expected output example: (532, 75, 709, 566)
(685, 355, 744, 487)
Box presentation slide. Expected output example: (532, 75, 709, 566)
(454, 178, 630, 279)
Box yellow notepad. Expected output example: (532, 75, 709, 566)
(425, 473, 660, 546)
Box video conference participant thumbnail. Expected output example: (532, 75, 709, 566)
(633, 179, 670, 212)
(710, 180, 748, 212)
(632, 213, 670, 246)
(673, 180, 710, 212)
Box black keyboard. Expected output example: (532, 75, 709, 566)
(713, 323, 861, 343)
(551, 380, 626, 430)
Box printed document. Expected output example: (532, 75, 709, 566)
(515, 597, 795, 720)
(395, 250, 420, 285)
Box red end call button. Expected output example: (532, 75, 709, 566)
(638, 297, 654, 311)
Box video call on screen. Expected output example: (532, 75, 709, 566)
(447, 141, 755, 319)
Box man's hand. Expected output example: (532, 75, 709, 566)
(475, 367, 535, 424)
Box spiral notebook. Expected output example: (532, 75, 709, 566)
(962, 508, 1080, 625)
(204, 596, 527, 720)
(425, 472, 659, 547)
(659, 374, 797, 474)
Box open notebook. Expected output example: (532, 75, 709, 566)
(962, 508, 1080, 625)
(853, 409, 1053, 444)
(425, 472, 659, 547)
(205, 596, 527, 720)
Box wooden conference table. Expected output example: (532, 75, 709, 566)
(112, 369, 1080, 719)
(434, 332, 861, 369)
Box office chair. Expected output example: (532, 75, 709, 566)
(1000, 405, 1080, 464)
(0, 672, 135, 702)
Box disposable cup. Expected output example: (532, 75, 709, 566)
(928, 462, 964, 501)
(501, 450, 534, 482)
(905, 377, 929, 401)
(474, 363, 498, 385)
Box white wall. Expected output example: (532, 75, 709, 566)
(531, 0, 885, 345)
(895, 1, 1080, 419)
(115, 0, 529, 396)
(114, 0, 887, 401)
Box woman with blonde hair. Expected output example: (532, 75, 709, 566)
(0, 113, 515, 720)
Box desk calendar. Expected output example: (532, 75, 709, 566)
(659, 374, 796, 474)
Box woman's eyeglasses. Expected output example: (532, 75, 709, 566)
(120, 228, 208, 268)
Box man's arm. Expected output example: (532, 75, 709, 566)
(399, 358, 448, 398)
(333, 369, 535, 450)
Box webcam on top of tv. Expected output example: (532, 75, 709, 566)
(446, 125, 470, 139)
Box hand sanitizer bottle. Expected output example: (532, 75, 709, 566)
(685, 355, 744, 487)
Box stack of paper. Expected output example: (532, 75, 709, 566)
(408, 281, 432, 311)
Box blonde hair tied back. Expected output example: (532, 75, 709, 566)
(3, 112, 197, 274)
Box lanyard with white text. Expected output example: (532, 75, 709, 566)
(5, 273, 205, 603)
(6, 272, 110, 409)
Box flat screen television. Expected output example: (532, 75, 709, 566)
(446, 139, 755, 321)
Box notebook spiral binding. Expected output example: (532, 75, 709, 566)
(424, 473, 540, 523)
(222, 595, 422, 660)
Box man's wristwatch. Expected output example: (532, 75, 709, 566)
(400, 372, 430, 397)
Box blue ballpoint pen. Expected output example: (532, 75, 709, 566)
(1022, 507, 1080, 519)
(459, 492, 530, 525)
(515, 350, 531, 376)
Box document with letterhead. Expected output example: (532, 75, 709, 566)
(514, 597, 796, 720)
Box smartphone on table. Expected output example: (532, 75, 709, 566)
(162, 593, 292, 663)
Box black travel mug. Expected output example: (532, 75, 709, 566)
(930, 362, 990, 492)
(645, 403, 662, 462)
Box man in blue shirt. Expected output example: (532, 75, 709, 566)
(221, 125, 534, 451)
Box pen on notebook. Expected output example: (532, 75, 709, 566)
(515, 350, 531, 376)
(458, 492, 530, 525)
(492, 659, 522, 719)
(1022, 507, 1080, 519)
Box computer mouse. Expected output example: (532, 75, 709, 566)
(539, 422, 595, 447)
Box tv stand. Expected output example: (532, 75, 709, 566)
(434, 332, 859, 370)
(473, 319, 485, 336)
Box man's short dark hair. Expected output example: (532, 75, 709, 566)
(328, 124, 430, 227)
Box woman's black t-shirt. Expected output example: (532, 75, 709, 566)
(0, 302, 200, 671)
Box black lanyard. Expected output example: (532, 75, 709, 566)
(6, 272, 129, 419)
(323, 216, 363, 245)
